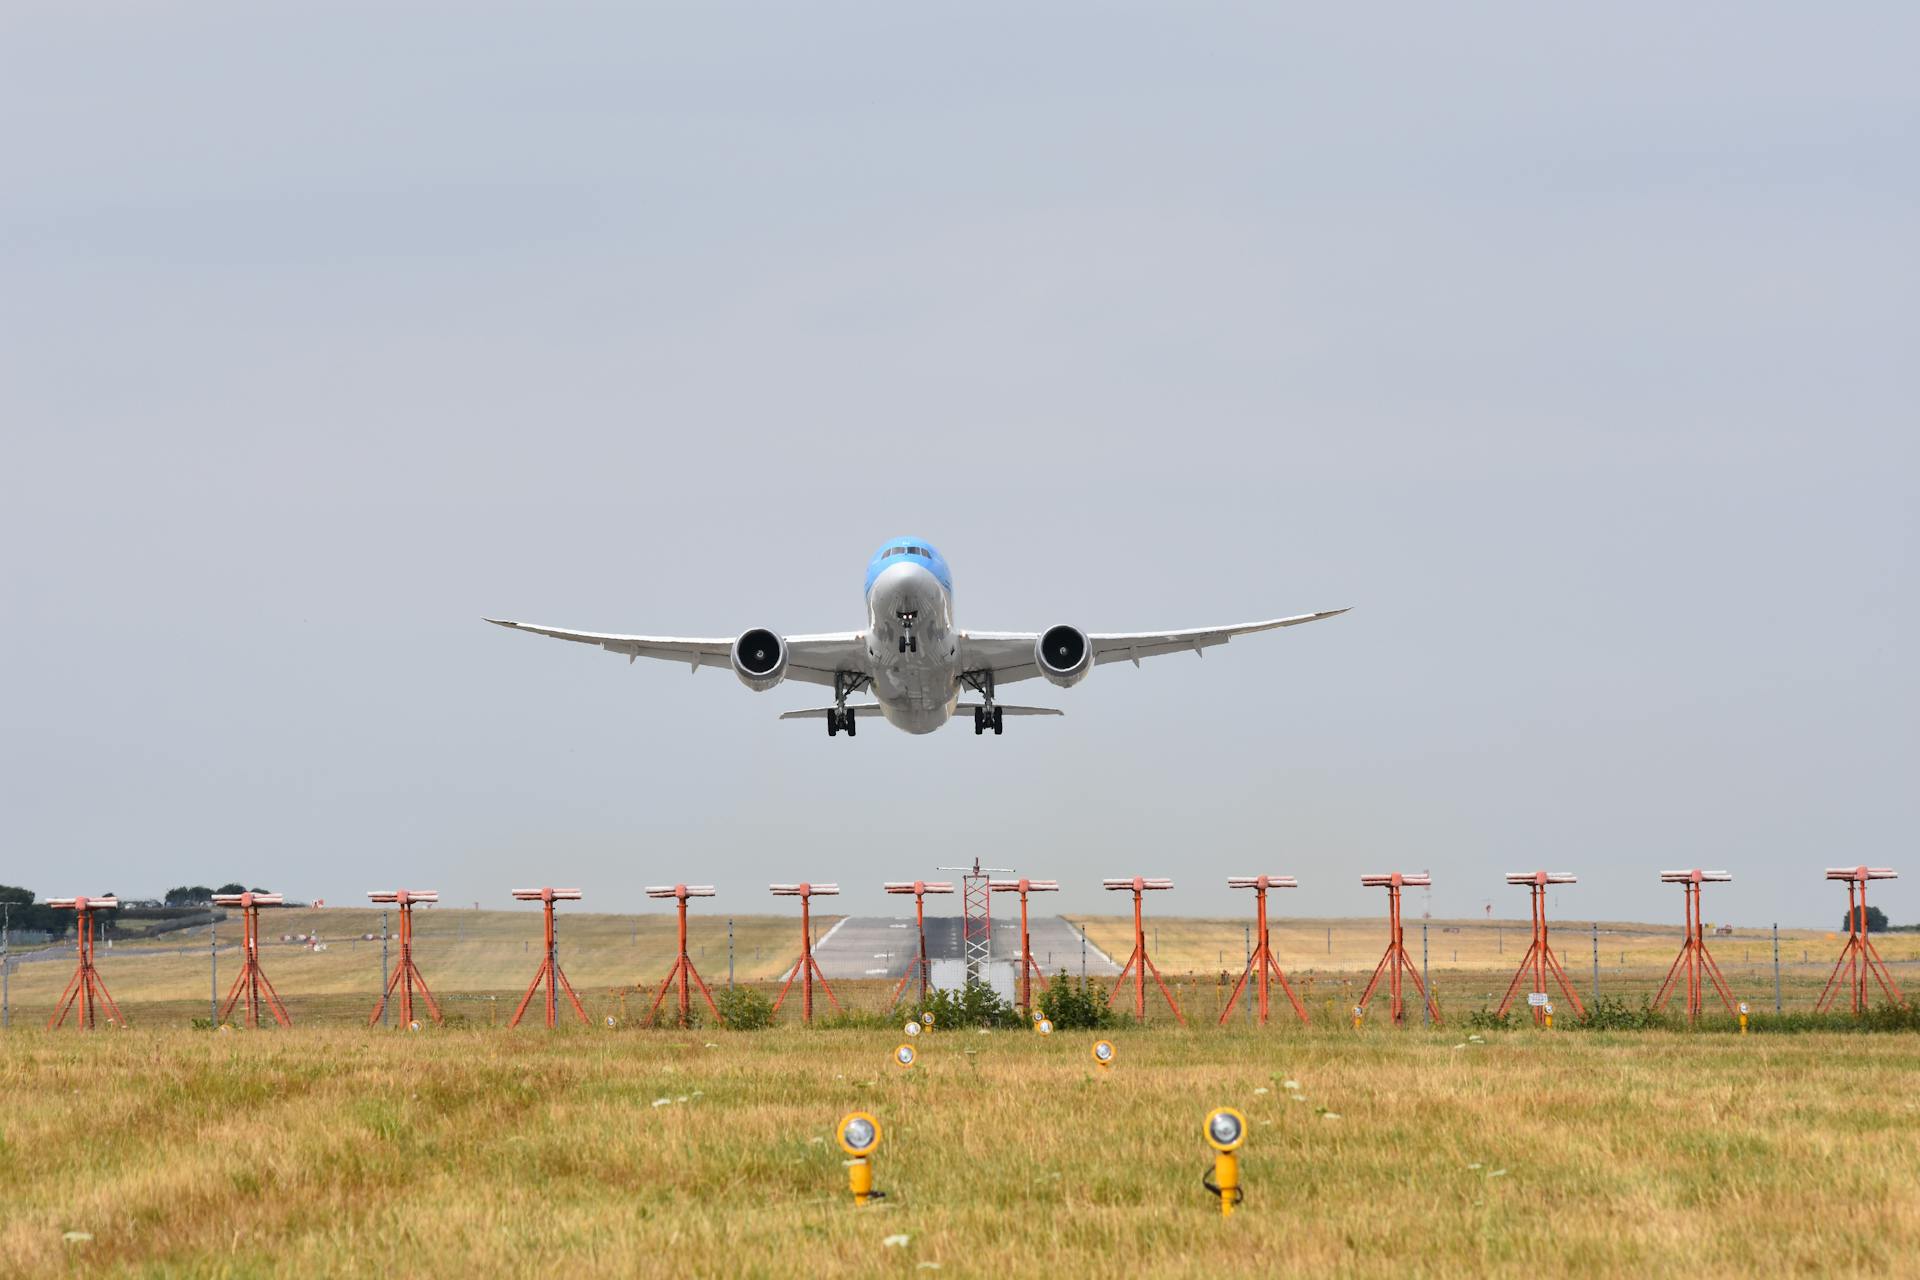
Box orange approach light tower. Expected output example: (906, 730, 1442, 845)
(990, 877, 1060, 1017)
(1102, 877, 1186, 1024)
(1817, 866, 1904, 1016)
(770, 882, 841, 1023)
(1356, 872, 1441, 1026)
(46, 896, 126, 1030)
(1218, 876, 1309, 1026)
(646, 883, 724, 1026)
(212, 891, 293, 1028)
(1651, 870, 1739, 1024)
(883, 880, 954, 1008)
(1494, 872, 1585, 1025)
(508, 888, 588, 1028)
(367, 889, 443, 1027)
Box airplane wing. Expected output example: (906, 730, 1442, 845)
(484, 619, 866, 688)
(956, 609, 1349, 687)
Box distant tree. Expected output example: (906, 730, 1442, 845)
(1846, 905, 1890, 933)
(215, 882, 247, 896)
(0, 885, 65, 935)
(164, 885, 216, 907)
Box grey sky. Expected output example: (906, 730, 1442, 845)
(4, 5, 1914, 928)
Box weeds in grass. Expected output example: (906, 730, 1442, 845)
(1038, 973, 1121, 1030)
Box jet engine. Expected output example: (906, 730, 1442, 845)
(1035, 624, 1092, 688)
(731, 628, 789, 691)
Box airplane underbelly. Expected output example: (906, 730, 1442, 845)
(874, 657, 958, 731)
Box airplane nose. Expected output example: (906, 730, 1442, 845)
(874, 559, 937, 604)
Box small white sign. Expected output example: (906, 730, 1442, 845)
(1527, 992, 1550, 1007)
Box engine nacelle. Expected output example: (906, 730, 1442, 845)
(731, 628, 789, 691)
(1035, 624, 1092, 689)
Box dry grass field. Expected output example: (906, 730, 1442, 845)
(4, 909, 1916, 1029)
(2, 909, 823, 1029)
(3, 1024, 1918, 1278)
(1069, 915, 1920, 1022)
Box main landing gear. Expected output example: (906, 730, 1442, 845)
(826, 671, 869, 739)
(961, 670, 1002, 735)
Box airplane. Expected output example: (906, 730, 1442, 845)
(486, 538, 1347, 737)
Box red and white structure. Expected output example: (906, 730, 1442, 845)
(1816, 866, 1903, 1016)
(46, 895, 126, 1030)
(770, 883, 841, 1023)
(883, 880, 954, 1008)
(1218, 876, 1308, 1027)
(939, 857, 1012, 984)
(1356, 872, 1441, 1026)
(645, 883, 723, 1026)
(1102, 876, 1185, 1024)
(212, 891, 292, 1029)
(508, 888, 588, 1028)
(1651, 869, 1738, 1024)
(1494, 872, 1585, 1025)
(367, 889, 442, 1027)
(989, 877, 1060, 1016)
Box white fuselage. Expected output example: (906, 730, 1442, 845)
(865, 560, 962, 733)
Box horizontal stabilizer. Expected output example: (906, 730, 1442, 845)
(778, 703, 1063, 723)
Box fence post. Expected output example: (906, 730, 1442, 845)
(1592, 922, 1600, 1003)
(380, 912, 390, 1027)
(1421, 922, 1431, 1026)
(1772, 922, 1782, 1014)
(727, 917, 735, 990)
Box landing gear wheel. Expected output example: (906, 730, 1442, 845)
(992, 707, 1004, 735)
(845, 707, 856, 737)
(973, 706, 985, 736)
(827, 711, 840, 737)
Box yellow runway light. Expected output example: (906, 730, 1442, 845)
(1203, 1107, 1246, 1218)
(837, 1111, 885, 1205)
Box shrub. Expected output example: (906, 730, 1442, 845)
(1039, 974, 1121, 1030)
(910, 977, 1024, 1029)
(711, 986, 774, 1030)
(1578, 996, 1674, 1031)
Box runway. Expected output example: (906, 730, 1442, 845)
(813, 914, 1120, 999)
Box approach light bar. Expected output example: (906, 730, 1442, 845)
(1659, 870, 1733, 883)
(644, 885, 716, 898)
(367, 890, 439, 905)
(1504, 872, 1577, 886)
(1826, 866, 1898, 881)
(1227, 876, 1298, 890)
(883, 882, 955, 894)
(769, 883, 840, 896)
(212, 892, 285, 907)
(47, 896, 120, 911)
(511, 888, 584, 901)
(1361, 873, 1431, 888)
(1103, 878, 1173, 891)
(989, 879, 1060, 893)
